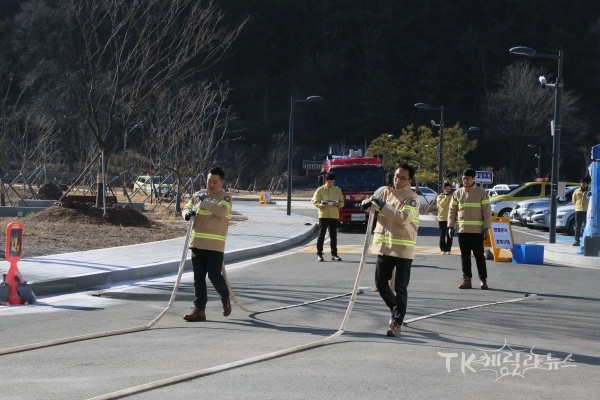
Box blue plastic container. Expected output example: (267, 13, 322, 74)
(512, 244, 544, 265)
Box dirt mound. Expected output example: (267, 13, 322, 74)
(24, 205, 152, 227)
(37, 182, 63, 200)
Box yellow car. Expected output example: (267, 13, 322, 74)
(490, 181, 579, 218)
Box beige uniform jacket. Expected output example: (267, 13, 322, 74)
(573, 188, 590, 212)
(370, 185, 420, 260)
(182, 190, 232, 253)
(448, 184, 491, 234)
(436, 193, 452, 222)
(312, 185, 345, 219)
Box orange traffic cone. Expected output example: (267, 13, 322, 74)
(5, 265, 24, 305)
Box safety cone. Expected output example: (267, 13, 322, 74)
(4, 221, 25, 305)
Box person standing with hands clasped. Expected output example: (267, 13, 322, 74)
(572, 176, 591, 247)
(312, 173, 345, 261)
(182, 166, 233, 322)
(448, 168, 492, 290)
(436, 182, 453, 255)
(361, 164, 419, 337)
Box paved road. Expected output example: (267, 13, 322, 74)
(0, 204, 598, 399)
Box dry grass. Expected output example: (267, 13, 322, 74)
(0, 205, 246, 260)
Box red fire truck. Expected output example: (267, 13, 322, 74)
(320, 150, 386, 228)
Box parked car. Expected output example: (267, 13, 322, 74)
(134, 174, 175, 197)
(485, 188, 511, 197)
(510, 186, 578, 226)
(492, 184, 520, 191)
(490, 181, 579, 218)
(411, 186, 437, 206)
(524, 203, 576, 235)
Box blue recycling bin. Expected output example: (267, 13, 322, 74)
(512, 244, 544, 265)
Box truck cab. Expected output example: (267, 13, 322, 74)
(320, 150, 385, 227)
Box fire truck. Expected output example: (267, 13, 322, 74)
(320, 150, 386, 228)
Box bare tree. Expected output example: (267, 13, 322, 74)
(263, 132, 288, 192)
(481, 61, 587, 182)
(144, 80, 234, 212)
(64, 0, 246, 207)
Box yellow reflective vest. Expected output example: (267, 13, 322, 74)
(370, 185, 420, 260)
(183, 189, 232, 253)
(573, 187, 590, 212)
(436, 193, 452, 222)
(312, 185, 344, 219)
(448, 184, 491, 234)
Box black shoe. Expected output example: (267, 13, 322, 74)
(572, 241, 580, 247)
(331, 255, 342, 261)
(317, 255, 324, 262)
(480, 279, 488, 290)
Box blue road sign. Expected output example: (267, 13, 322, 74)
(475, 171, 493, 184)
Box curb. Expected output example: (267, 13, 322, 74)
(29, 222, 318, 296)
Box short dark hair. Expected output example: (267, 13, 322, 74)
(397, 163, 415, 179)
(581, 175, 591, 183)
(462, 168, 476, 177)
(443, 182, 452, 188)
(326, 172, 336, 180)
(209, 166, 226, 180)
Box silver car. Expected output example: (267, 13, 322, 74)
(510, 186, 578, 226)
(524, 202, 576, 235)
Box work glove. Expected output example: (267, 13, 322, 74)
(370, 196, 386, 211)
(483, 229, 489, 241)
(360, 199, 371, 211)
(184, 210, 196, 221)
(447, 227, 455, 238)
(194, 191, 207, 202)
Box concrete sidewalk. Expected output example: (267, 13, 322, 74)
(1, 204, 318, 296)
(528, 241, 600, 269)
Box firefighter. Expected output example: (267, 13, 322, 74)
(436, 182, 453, 254)
(182, 166, 232, 322)
(448, 168, 492, 290)
(573, 175, 591, 246)
(361, 163, 420, 337)
(312, 172, 345, 261)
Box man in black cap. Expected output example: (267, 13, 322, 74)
(312, 172, 345, 261)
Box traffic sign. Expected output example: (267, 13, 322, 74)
(475, 171, 493, 184)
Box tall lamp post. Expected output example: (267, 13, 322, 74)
(528, 144, 542, 178)
(287, 95, 323, 216)
(415, 103, 444, 191)
(510, 46, 563, 243)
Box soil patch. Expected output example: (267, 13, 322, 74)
(25, 206, 152, 227)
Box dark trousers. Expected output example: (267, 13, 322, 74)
(316, 218, 339, 256)
(458, 233, 487, 280)
(438, 221, 453, 252)
(375, 255, 412, 324)
(191, 248, 230, 310)
(574, 211, 587, 242)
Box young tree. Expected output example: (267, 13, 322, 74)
(64, 0, 245, 207)
(144, 81, 233, 212)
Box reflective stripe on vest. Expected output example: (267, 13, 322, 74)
(374, 235, 416, 247)
(402, 204, 419, 223)
(191, 231, 227, 241)
(457, 220, 484, 226)
(195, 209, 231, 219)
(458, 202, 482, 209)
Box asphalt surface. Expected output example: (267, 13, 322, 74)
(0, 202, 598, 399)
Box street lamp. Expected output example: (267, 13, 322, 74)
(510, 46, 563, 243)
(528, 144, 542, 178)
(287, 95, 323, 216)
(415, 103, 444, 191)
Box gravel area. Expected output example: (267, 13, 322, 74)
(0, 206, 246, 260)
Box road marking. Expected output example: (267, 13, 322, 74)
(298, 244, 451, 256)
